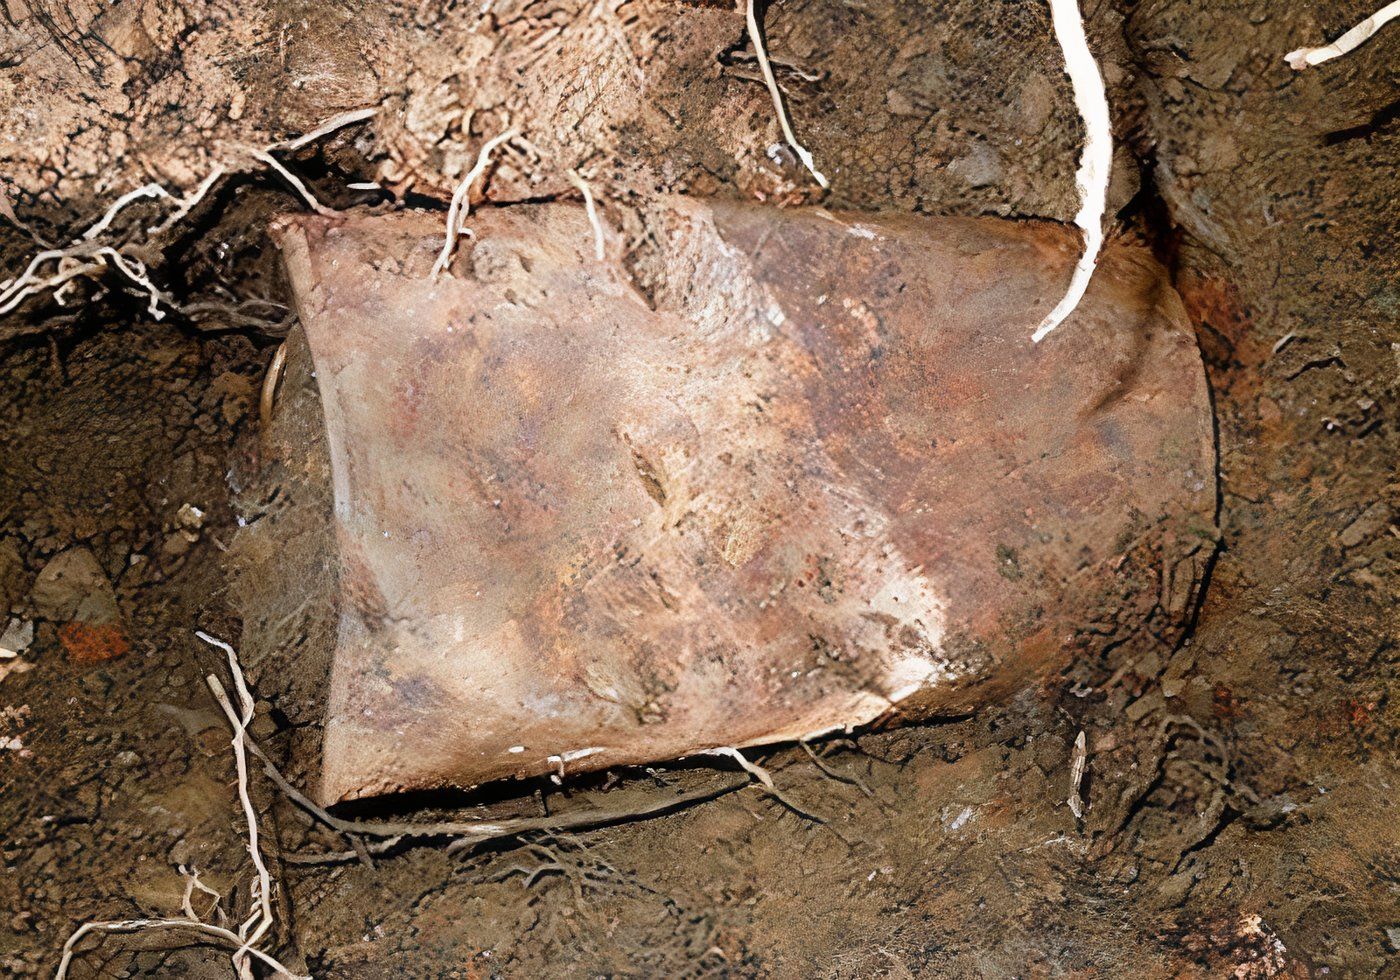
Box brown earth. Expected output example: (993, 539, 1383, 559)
(1, 0, 1397, 977)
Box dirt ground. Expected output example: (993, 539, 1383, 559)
(1, 0, 1397, 977)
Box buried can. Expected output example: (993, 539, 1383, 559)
(260, 199, 1216, 804)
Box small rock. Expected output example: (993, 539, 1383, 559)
(79, 670, 115, 697)
(176, 503, 206, 533)
(31, 548, 121, 625)
(32, 549, 130, 663)
(1339, 501, 1390, 548)
(161, 532, 195, 561)
(1, 617, 33, 657)
(153, 702, 224, 737)
(250, 702, 279, 741)
(948, 142, 1002, 189)
(1126, 690, 1165, 723)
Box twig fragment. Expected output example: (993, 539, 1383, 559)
(1032, 0, 1112, 343)
(259, 342, 289, 457)
(1286, 1, 1400, 69)
(745, 0, 828, 189)
(0, 186, 50, 246)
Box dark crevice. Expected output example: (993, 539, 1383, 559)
(1323, 97, 1400, 146)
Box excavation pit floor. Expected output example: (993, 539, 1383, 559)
(1, 0, 1397, 976)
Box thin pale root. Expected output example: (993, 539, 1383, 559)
(1032, 0, 1112, 343)
(431, 128, 520, 279)
(1286, 1, 1400, 69)
(746, 0, 828, 189)
(566, 170, 608, 260)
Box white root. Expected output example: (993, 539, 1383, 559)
(246, 148, 338, 218)
(194, 632, 274, 979)
(55, 632, 305, 980)
(1286, 1, 1400, 69)
(149, 166, 228, 235)
(0, 250, 98, 315)
(704, 746, 776, 788)
(82, 184, 173, 241)
(798, 739, 875, 797)
(703, 746, 824, 821)
(1033, 0, 1112, 344)
(55, 920, 307, 980)
(0, 246, 171, 319)
(566, 169, 608, 260)
(746, 0, 828, 189)
(2, 107, 376, 320)
(179, 864, 224, 923)
(97, 247, 171, 321)
(269, 106, 379, 152)
(431, 127, 520, 279)
(206, 672, 747, 848)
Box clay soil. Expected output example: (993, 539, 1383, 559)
(1, 1, 1397, 977)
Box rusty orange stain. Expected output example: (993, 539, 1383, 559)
(58, 622, 130, 663)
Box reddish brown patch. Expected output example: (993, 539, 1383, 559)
(1175, 270, 1266, 399)
(58, 622, 130, 663)
(1310, 696, 1382, 740)
(1346, 698, 1377, 729)
(1212, 683, 1245, 721)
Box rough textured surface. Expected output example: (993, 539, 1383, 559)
(2, 1, 1398, 977)
(273, 201, 1214, 802)
(0, 0, 1111, 344)
(0, 0, 1095, 213)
